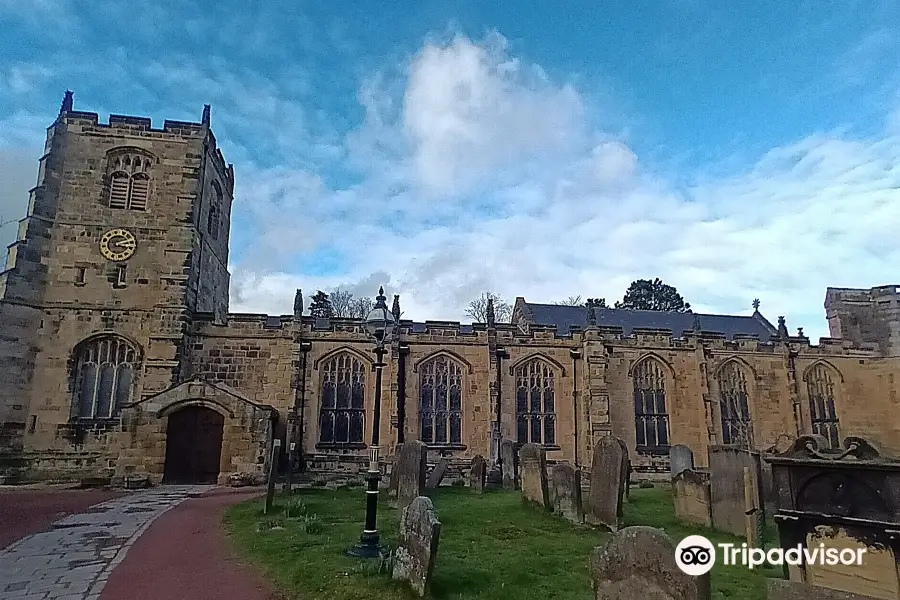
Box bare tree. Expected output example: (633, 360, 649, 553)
(348, 296, 373, 319)
(553, 295, 584, 306)
(465, 292, 512, 324)
(329, 289, 355, 317)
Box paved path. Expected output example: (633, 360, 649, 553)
(0, 488, 125, 550)
(0, 486, 208, 600)
(100, 487, 275, 600)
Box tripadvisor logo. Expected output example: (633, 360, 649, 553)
(675, 535, 716, 576)
(675, 535, 866, 576)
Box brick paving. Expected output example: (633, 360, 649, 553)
(0, 486, 208, 600)
(100, 487, 275, 600)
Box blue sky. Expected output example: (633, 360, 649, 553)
(1, 1, 899, 339)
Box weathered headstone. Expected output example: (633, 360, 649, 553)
(550, 462, 583, 523)
(743, 466, 760, 547)
(393, 496, 441, 597)
(388, 443, 405, 505)
(669, 444, 694, 479)
(425, 457, 451, 490)
(396, 440, 427, 515)
(591, 526, 711, 600)
(500, 439, 518, 489)
(708, 446, 762, 536)
(469, 455, 486, 494)
(672, 469, 712, 527)
(519, 443, 550, 507)
(617, 437, 631, 506)
(586, 436, 626, 530)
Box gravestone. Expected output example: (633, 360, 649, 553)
(519, 443, 550, 507)
(669, 445, 694, 479)
(396, 440, 428, 516)
(393, 496, 441, 597)
(469, 455, 486, 494)
(586, 436, 626, 530)
(708, 446, 762, 536)
(388, 443, 404, 507)
(618, 437, 631, 505)
(591, 526, 711, 600)
(550, 462, 583, 524)
(425, 457, 451, 490)
(672, 469, 712, 527)
(501, 439, 518, 489)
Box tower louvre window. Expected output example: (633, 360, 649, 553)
(109, 172, 130, 208)
(208, 181, 222, 239)
(106, 149, 153, 210)
(129, 174, 149, 210)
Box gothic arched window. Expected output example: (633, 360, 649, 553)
(106, 149, 153, 210)
(718, 361, 753, 446)
(514, 358, 556, 446)
(806, 363, 841, 448)
(633, 357, 670, 454)
(419, 356, 463, 445)
(319, 353, 366, 444)
(73, 336, 138, 419)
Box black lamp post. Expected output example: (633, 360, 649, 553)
(346, 286, 395, 559)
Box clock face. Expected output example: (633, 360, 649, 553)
(99, 228, 137, 261)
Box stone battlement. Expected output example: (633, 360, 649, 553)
(60, 100, 234, 186)
(182, 310, 885, 357)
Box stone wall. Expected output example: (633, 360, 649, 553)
(826, 285, 900, 357)
(114, 379, 273, 483)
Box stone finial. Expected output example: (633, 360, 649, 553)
(392, 294, 401, 322)
(60, 90, 74, 115)
(586, 299, 597, 326)
(777, 316, 788, 337)
(293, 289, 303, 318)
(692, 313, 702, 331)
(202, 104, 211, 125)
(752, 298, 760, 311)
(486, 297, 496, 328)
(797, 327, 804, 337)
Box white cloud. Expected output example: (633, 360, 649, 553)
(0, 25, 896, 344)
(229, 32, 900, 342)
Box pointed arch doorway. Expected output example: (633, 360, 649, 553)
(163, 405, 225, 484)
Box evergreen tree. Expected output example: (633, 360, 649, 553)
(308, 290, 334, 318)
(614, 278, 690, 312)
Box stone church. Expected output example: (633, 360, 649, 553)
(1, 94, 899, 484)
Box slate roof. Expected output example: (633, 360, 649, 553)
(525, 302, 778, 340)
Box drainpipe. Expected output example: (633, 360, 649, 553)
(397, 343, 409, 444)
(297, 341, 312, 471)
(495, 347, 509, 443)
(570, 348, 582, 466)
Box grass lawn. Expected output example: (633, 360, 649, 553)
(223, 485, 782, 600)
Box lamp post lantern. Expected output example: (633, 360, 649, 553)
(346, 286, 395, 558)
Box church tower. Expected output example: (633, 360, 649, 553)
(0, 92, 234, 458)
